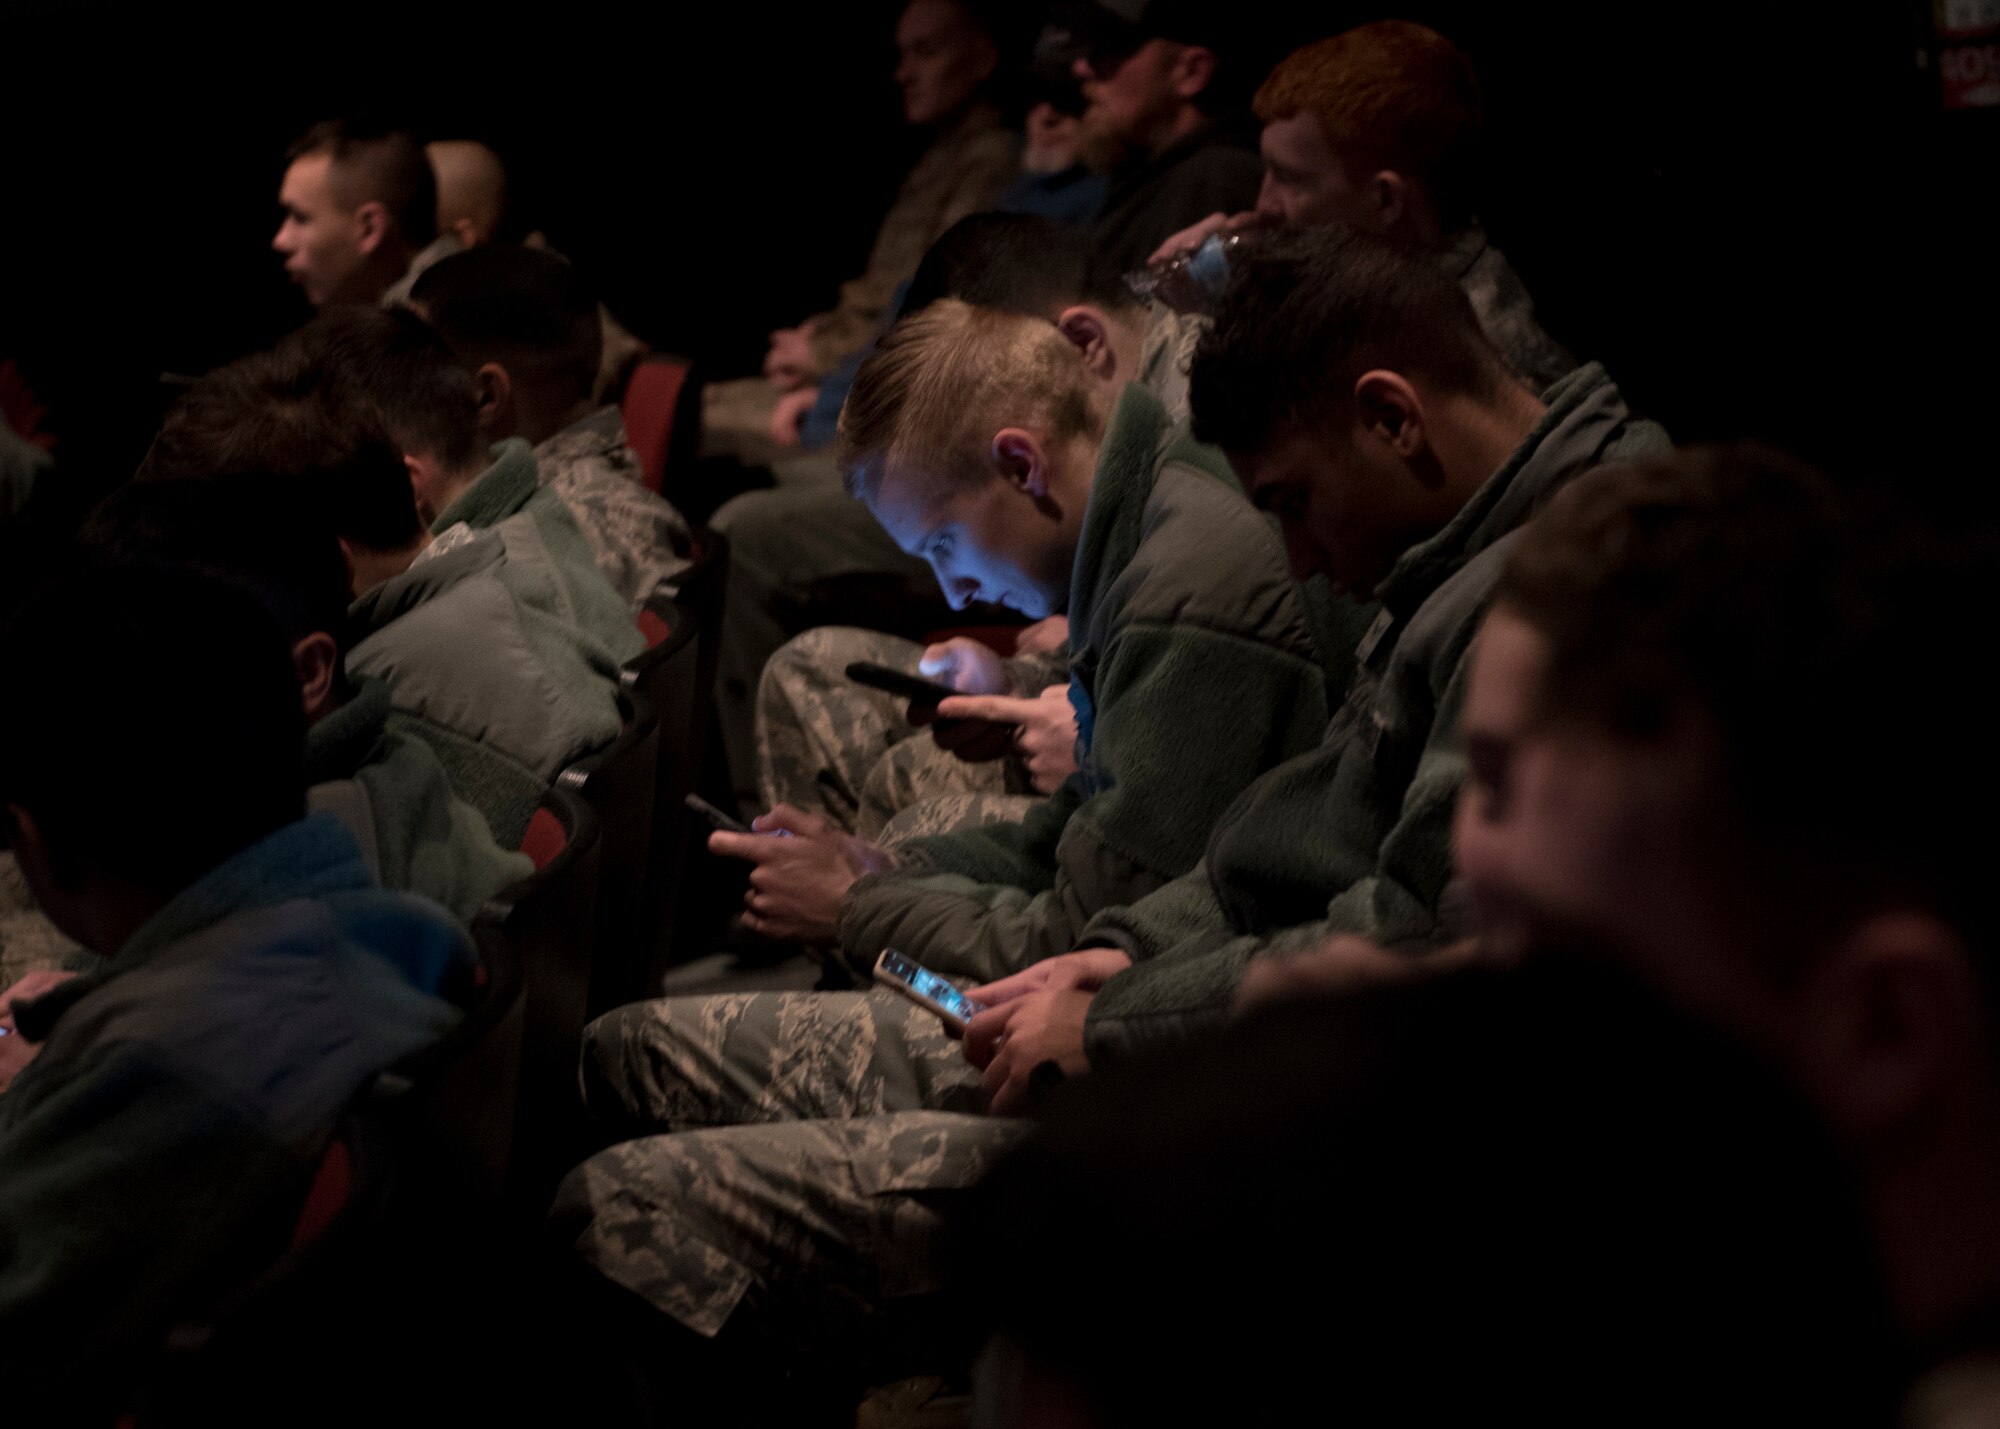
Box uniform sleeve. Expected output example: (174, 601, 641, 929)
(1083, 651, 1475, 1065)
(836, 620, 1328, 982)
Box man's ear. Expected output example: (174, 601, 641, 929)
(334, 537, 361, 597)
(1795, 912, 1984, 1140)
(1353, 370, 1427, 461)
(1367, 170, 1412, 233)
(353, 200, 392, 257)
(450, 216, 481, 250)
(1056, 307, 1117, 381)
(991, 428, 1052, 499)
(473, 362, 512, 434)
(1170, 44, 1217, 101)
(291, 632, 341, 723)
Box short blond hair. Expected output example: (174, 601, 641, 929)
(837, 299, 1102, 503)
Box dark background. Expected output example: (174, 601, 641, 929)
(6, 2, 1993, 499)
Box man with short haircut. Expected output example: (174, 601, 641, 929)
(409, 246, 694, 612)
(425, 139, 650, 400)
(1062, 1, 1264, 270)
(1150, 21, 1574, 390)
(748, 212, 1212, 837)
(1448, 449, 2000, 1420)
(956, 228, 1665, 1104)
(142, 349, 625, 845)
(78, 478, 532, 922)
(0, 564, 464, 1405)
(298, 306, 645, 664)
(273, 118, 461, 310)
(555, 292, 1335, 1362)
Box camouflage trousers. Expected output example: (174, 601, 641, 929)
(552, 989, 1023, 1343)
(0, 853, 78, 991)
(756, 626, 1040, 842)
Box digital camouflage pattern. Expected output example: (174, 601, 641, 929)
(560, 988, 1014, 1339)
(0, 854, 78, 990)
(755, 626, 1051, 837)
(533, 406, 694, 612)
(1439, 224, 1577, 394)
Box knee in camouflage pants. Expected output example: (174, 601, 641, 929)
(553, 989, 1022, 1343)
(755, 627, 1034, 839)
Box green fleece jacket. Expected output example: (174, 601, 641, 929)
(1080, 363, 1670, 1062)
(835, 383, 1332, 982)
(347, 524, 623, 847)
(304, 677, 534, 922)
(429, 437, 645, 666)
(0, 816, 463, 1408)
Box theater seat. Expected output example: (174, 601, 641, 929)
(621, 594, 701, 984)
(620, 354, 702, 495)
(558, 692, 662, 1020)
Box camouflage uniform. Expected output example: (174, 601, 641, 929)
(701, 105, 1022, 467)
(554, 989, 1021, 1341)
(532, 405, 695, 612)
(0, 853, 78, 990)
(379, 232, 466, 309)
(754, 626, 1059, 839)
(1438, 224, 1577, 394)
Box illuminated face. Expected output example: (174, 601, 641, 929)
(1452, 608, 1782, 1037)
(272, 153, 370, 307)
(866, 457, 1076, 619)
(894, 0, 998, 127)
(1229, 421, 1414, 596)
(1254, 112, 1375, 230)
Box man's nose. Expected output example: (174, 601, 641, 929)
(1254, 172, 1284, 222)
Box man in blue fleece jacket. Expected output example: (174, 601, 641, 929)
(0, 565, 465, 1409)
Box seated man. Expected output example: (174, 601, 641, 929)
(0, 564, 465, 1407)
(721, 295, 1331, 972)
(1450, 448, 2000, 1421)
(302, 305, 645, 664)
(1148, 21, 1574, 389)
(1065, 1, 1265, 270)
(78, 477, 532, 922)
(141, 351, 625, 845)
(702, 0, 1022, 468)
(273, 118, 460, 310)
(716, 210, 1218, 810)
(953, 227, 1666, 1101)
(425, 138, 649, 402)
(408, 245, 694, 612)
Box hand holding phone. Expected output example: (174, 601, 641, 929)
(873, 949, 986, 1034)
(845, 661, 960, 707)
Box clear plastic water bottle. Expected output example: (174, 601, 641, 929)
(1125, 231, 1250, 315)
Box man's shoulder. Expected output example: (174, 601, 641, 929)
(1107, 457, 1307, 647)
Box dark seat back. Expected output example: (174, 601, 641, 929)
(621, 594, 701, 985)
(619, 354, 702, 495)
(557, 691, 660, 1021)
(475, 784, 600, 1214)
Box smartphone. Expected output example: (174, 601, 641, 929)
(685, 792, 753, 836)
(873, 949, 986, 1034)
(845, 661, 960, 706)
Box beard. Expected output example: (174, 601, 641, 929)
(1075, 102, 1143, 175)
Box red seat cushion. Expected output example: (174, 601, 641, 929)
(520, 807, 568, 871)
(290, 1137, 354, 1250)
(636, 607, 673, 649)
(621, 359, 691, 495)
